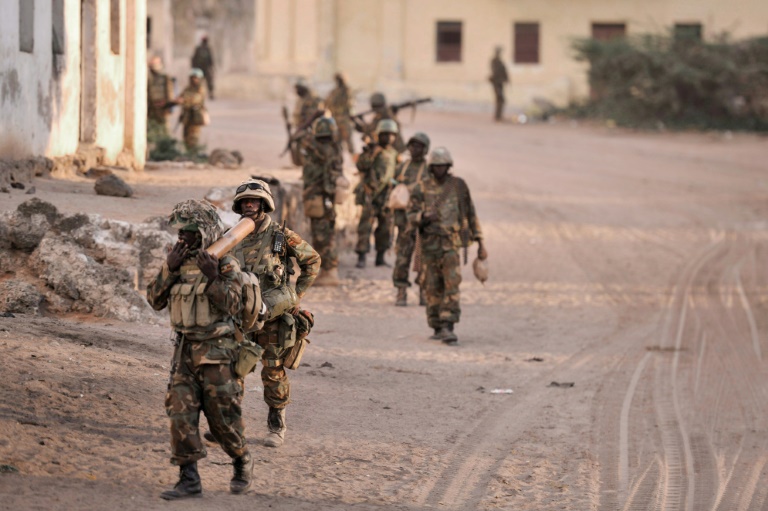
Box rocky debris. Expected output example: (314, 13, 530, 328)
(0, 156, 53, 192)
(208, 148, 244, 169)
(0, 199, 173, 323)
(94, 173, 133, 198)
(83, 166, 119, 179)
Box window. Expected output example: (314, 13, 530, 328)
(436, 21, 462, 62)
(514, 22, 540, 64)
(110, 0, 120, 54)
(52, 0, 65, 55)
(674, 23, 702, 41)
(146, 17, 152, 48)
(591, 23, 626, 41)
(19, 0, 34, 53)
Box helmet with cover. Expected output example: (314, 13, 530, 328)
(428, 146, 453, 167)
(375, 118, 399, 136)
(408, 132, 431, 153)
(370, 92, 386, 108)
(313, 116, 338, 138)
(232, 179, 276, 214)
(189, 68, 204, 79)
(169, 199, 224, 249)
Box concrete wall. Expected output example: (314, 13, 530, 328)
(0, 0, 146, 168)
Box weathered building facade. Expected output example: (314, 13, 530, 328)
(0, 0, 147, 170)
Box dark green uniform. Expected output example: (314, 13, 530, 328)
(191, 41, 215, 98)
(490, 53, 509, 121)
(147, 254, 248, 466)
(392, 158, 428, 288)
(302, 138, 343, 271)
(326, 84, 355, 154)
(355, 144, 398, 255)
(408, 175, 483, 329)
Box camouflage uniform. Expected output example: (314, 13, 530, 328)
(392, 157, 428, 288)
(325, 80, 355, 155)
(490, 50, 509, 121)
(302, 135, 343, 271)
(147, 69, 174, 135)
(191, 40, 215, 98)
(146, 201, 248, 468)
(408, 175, 483, 330)
(177, 81, 206, 152)
(355, 142, 398, 256)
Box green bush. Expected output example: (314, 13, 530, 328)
(571, 32, 768, 131)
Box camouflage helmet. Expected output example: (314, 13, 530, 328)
(169, 199, 224, 249)
(189, 68, 204, 79)
(232, 178, 276, 214)
(376, 118, 399, 135)
(313, 116, 338, 138)
(407, 132, 431, 152)
(370, 92, 386, 108)
(428, 146, 453, 167)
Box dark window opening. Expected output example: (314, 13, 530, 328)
(146, 17, 152, 48)
(674, 23, 702, 41)
(110, 0, 120, 54)
(592, 23, 626, 41)
(52, 0, 65, 55)
(19, 0, 35, 53)
(514, 22, 540, 64)
(436, 21, 462, 62)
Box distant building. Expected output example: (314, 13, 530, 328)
(166, 0, 768, 108)
(0, 0, 147, 169)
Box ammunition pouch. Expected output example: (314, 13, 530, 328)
(278, 313, 297, 349)
(303, 194, 325, 219)
(169, 274, 219, 329)
(261, 285, 298, 323)
(284, 337, 310, 370)
(235, 341, 264, 379)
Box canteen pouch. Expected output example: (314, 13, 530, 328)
(179, 283, 196, 328)
(235, 342, 264, 379)
(278, 313, 297, 349)
(283, 338, 310, 370)
(303, 195, 325, 219)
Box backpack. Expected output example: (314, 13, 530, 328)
(240, 271, 265, 333)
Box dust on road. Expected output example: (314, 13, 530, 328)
(1, 102, 768, 510)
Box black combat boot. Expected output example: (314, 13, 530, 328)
(441, 323, 459, 346)
(395, 288, 407, 307)
(230, 453, 253, 494)
(203, 431, 216, 443)
(375, 251, 390, 267)
(355, 252, 366, 268)
(429, 323, 444, 340)
(419, 287, 427, 306)
(160, 462, 202, 500)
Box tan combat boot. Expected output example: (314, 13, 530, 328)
(264, 407, 286, 448)
(395, 288, 407, 306)
(314, 268, 340, 287)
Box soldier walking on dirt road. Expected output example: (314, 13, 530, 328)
(147, 200, 253, 499)
(408, 147, 487, 345)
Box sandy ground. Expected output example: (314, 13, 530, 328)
(1, 100, 768, 510)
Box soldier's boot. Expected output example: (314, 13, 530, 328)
(395, 288, 407, 307)
(203, 431, 216, 443)
(355, 252, 366, 269)
(160, 462, 202, 500)
(314, 268, 340, 287)
(419, 287, 427, 306)
(375, 251, 390, 267)
(230, 453, 253, 494)
(429, 323, 444, 340)
(264, 407, 286, 448)
(441, 323, 459, 346)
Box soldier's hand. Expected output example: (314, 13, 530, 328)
(197, 251, 220, 281)
(477, 241, 488, 261)
(422, 211, 439, 225)
(167, 241, 189, 272)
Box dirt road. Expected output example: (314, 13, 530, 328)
(2, 101, 768, 510)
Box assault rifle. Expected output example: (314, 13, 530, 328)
(279, 110, 324, 157)
(351, 97, 432, 132)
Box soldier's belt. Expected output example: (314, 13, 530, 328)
(262, 358, 284, 368)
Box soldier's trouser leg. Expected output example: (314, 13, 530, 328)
(311, 212, 337, 270)
(257, 322, 292, 409)
(356, 202, 375, 254)
(493, 85, 505, 120)
(205, 72, 214, 97)
(200, 364, 248, 459)
(373, 207, 392, 254)
(392, 212, 416, 288)
(423, 249, 462, 328)
(183, 125, 201, 152)
(166, 355, 206, 466)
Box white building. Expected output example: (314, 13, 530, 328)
(0, 0, 147, 169)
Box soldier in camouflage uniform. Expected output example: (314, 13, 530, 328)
(302, 117, 343, 286)
(231, 179, 320, 447)
(290, 79, 325, 165)
(147, 56, 174, 137)
(354, 119, 399, 268)
(325, 72, 355, 156)
(490, 46, 509, 122)
(147, 200, 253, 499)
(408, 147, 488, 345)
(355, 92, 406, 153)
(392, 132, 430, 306)
(191, 36, 215, 99)
(176, 68, 208, 154)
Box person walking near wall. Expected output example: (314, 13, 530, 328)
(325, 72, 356, 157)
(176, 68, 208, 154)
(489, 46, 509, 122)
(147, 55, 174, 137)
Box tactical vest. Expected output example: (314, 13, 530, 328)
(148, 74, 169, 104)
(168, 261, 227, 332)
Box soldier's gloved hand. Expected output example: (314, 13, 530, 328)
(197, 251, 220, 281)
(167, 241, 189, 272)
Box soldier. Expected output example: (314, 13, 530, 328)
(392, 132, 430, 306)
(176, 68, 208, 154)
(408, 147, 488, 345)
(302, 117, 343, 286)
(147, 55, 174, 137)
(325, 72, 356, 156)
(289, 79, 325, 165)
(356, 92, 406, 153)
(354, 119, 399, 268)
(231, 179, 320, 447)
(490, 46, 509, 122)
(191, 36, 215, 99)
(147, 200, 253, 499)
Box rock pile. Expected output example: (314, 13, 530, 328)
(0, 198, 174, 322)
